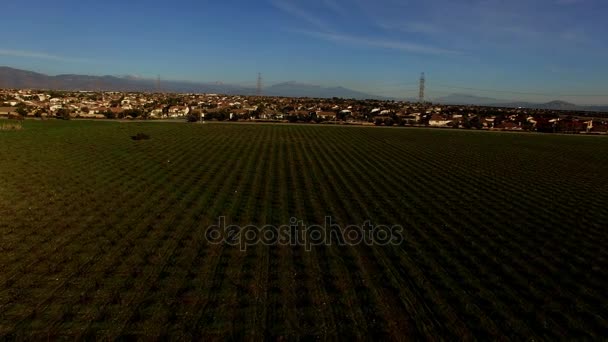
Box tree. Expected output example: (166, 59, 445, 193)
(213, 108, 229, 121)
(15, 107, 28, 117)
(165, 97, 181, 107)
(186, 110, 201, 123)
(56, 108, 71, 120)
(449, 120, 460, 129)
(493, 114, 506, 126)
(522, 120, 534, 131)
(121, 109, 144, 119)
(48, 90, 66, 98)
(102, 110, 116, 119)
(255, 104, 266, 115)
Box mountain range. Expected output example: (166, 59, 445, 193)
(434, 93, 608, 112)
(1, 67, 606, 111)
(0, 67, 387, 100)
(263, 81, 385, 99)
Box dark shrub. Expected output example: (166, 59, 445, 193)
(186, 111, 201, 122)
(131, 133, 150, 140)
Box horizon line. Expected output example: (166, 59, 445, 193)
(1, 65, 607, 106)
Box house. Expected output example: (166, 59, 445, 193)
(555, 119, 586, 133)
(149, 108, 164, 118)
(450, 116, 465, 127)
(110, 107, 124, 116)
(168, 106, 190, 117)
(398, 113, 420, 124)
(78, 113, 106, 119)
(0, 107, 15, 116)
(587, 121, 608, 134)
(493, 121, 523, 131)
(50, 104, 63, 112)
(317, 111, 336, 120)
(429, 114, 452, 127)
(287, 110, 310, 116)
(231, 109, 250, 118)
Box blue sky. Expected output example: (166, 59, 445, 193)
(1, 0, 607, 104)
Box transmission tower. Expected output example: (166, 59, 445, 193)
(156, 75, 161, 93)
(419, 72, 425, 103)
(256, 72, 263, 96)
(96, 79, 103, 102)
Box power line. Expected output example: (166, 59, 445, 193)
(419, 72, 425, 103)
(256, 72, 262, 96)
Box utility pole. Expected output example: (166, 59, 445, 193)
(97, 79, 104, 103)
(419, 72, 425, 103)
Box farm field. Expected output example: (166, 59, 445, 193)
(0, 120, 607, 339)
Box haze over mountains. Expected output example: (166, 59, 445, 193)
(0, 67, 387, 100)
(433, 93, 608, 112)
(1, 66, 606, 111)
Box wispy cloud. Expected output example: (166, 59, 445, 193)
(378, 22, 443, 35)
(270, 0, 329, 30)
(271, 0, 458, 55)
(555, 0, 586, 4)
(559, 28, 595, 45)
(0, 49, 91, 63)
(274, 0, 598, 57)
(499, 25, 545, 39)
(322, 0, 345, 15)
(294, 30, 461, 55)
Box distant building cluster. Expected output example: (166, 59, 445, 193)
(1, 88, 607, 134)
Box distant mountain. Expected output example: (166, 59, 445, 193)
(2, 67, 606, 109)
(535, 100, 580, 110)
(434, 93, 503, 106)
(495, 100, 608, 112)
(264, 81, 389, 100)
(0, 66, 386, 100)
(0, 67, 255, 94)
(434, 93, 608, 112)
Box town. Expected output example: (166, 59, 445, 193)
(1, 88, 607, 134)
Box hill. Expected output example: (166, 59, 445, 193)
(434, 93, 608, 112)
(434, 93, 502, 106)
(265, 81, 389, 99)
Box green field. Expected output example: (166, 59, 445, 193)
(1, 120, 607, 339)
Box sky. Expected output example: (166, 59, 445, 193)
(1, 0, 607, 104)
